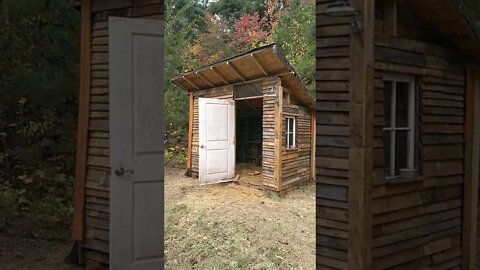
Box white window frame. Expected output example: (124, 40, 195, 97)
(383, 75, 416, 178)
(286, 116, 296, 149)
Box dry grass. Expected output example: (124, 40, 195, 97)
(164, 167, 315, 270)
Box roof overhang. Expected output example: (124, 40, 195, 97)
(402, 0, 480, 65)
(171, 44, 315, 110)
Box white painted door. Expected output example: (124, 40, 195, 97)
(109, 17, 164, 270)
(198, 98, 235, 184)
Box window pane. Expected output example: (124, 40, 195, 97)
(289, 118, 294, 133)
(383, 81, 392, 127)
(395, 130, 409, 175)
(289, 134, 294, 148)
(383, 130, 392, 177)
(396, 82, 410, 128)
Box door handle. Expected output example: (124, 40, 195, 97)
(200, 145, 206, 149)
(114, 167, 134, 177)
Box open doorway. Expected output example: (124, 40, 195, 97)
(235, 82, 263, 187)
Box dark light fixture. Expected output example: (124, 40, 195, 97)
(321, 0, 361, 17)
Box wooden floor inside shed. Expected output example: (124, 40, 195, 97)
(236, 163, 263, 188)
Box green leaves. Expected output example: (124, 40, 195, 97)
(272, 0, 315, 96)
(0, 0, 79, 239)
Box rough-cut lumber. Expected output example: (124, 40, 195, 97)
(73, 0, 91, 242)
(463, 69, 480, 270)
(347, 0, 375, 269)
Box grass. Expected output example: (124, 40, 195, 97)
(164, 167, 315, 270)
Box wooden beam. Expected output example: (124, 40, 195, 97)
(274, 80, 283, 192)
(251, 53, 268, 76)
(210, 66, 229, 84)
(384, 0, 398, 37)
(196, 71, 215, 88)
(227, 61, 246, 81)
(234, 95, 263, 101)
(72, 0, 91, 242)
(348, 0, 375, 269)
(462, 69, 479, 270)
(310, 111, 316, 182)
(186, 93, 194, 171)
(182, 75, 200, 90)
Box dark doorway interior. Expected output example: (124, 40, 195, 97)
(236, 98, 263, 166)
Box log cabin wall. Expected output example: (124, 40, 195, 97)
(370, 1, 466, 269)
(281, 97, 312, 192)
(315, 1, 352, 268)
(190, 85, 234, 177)
(77, 1, 163, 269)
(262, 77, 282, 191)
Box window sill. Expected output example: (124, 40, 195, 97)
(384, 175, 429, 185)
(283, 147, 297, 152)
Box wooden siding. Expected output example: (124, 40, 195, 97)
(371, 30, 466, 270)
(189, 78, 282, 191)
(262, 77, 281, 191)
(190, 85, 234, 177)
(315, 1, 352, 268)
(281, 102, 312, 192)
(77, 1, 164, 269)
(316, 0, 476, 268)
(188, 76, 313, 193)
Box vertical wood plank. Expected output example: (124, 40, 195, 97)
(310, 111, 316, 182)
(348, 0, 375, 269)
(462, 69, 479, 270)
(274, 81, 283, 191)
(187, 92, 193, 171)
(73, 0, 92, 241)
(384, 0, 398, 37)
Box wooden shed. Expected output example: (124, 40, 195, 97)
(71, 1, 164, 269)
(316, 0, 480, 269)
(172, 44, 316, 193)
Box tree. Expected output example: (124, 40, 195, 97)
(0, 0, 80, 238)
(207, 0, 265, 26)
(230, 11, 270, 52)
(273, 0, 315, 95)
(183, 12, 234, 69)
(164, 0, 201, 151)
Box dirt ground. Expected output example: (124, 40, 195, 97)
(0, 166, 314, 270)
(0, 235, 82, 270)
(165, 166, 315, 270)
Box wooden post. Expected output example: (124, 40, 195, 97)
(274, 80, 283, 192)
(186, 92, 194, 172)
(463, 69, 480, 270)
(72, 0, 91, 242)
(348, 0, 375, 269)
(310, 111, 316, 182)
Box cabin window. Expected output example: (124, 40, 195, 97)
(285, 117, 296, 149)
(383, 77, 416, 178)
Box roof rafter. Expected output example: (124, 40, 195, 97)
(251, 53, 268, 76)
(182, 75, 200, 91)
(226, 61, 246, 82)
(196, 71, 215, 88)
(210, 66, 229, 84)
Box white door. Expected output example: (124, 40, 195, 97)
(199, 98, 235, 184)
(109, 17, 164, 270)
